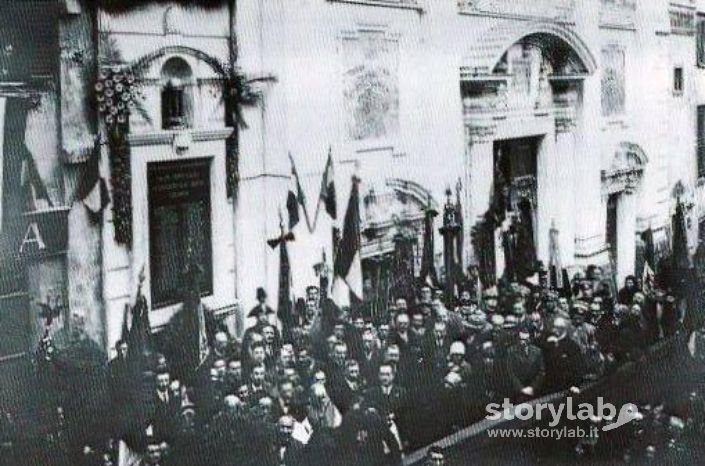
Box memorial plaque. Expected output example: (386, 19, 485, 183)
(148, 158, 213, 308)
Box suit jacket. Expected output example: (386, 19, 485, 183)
(330, 377, 364, 414)
(506, 343, 545, 393)
(359, 348, 383, 383)
(364, 384, 408, 418)
(278, 439, 307, 466)
(150, 390, 180, 442)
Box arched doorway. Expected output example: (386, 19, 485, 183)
(601, 142, 648, 285)
(461, 21, 597, 284)
(359, 179, 438, 319)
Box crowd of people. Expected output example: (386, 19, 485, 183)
(76, 261, 695, 466)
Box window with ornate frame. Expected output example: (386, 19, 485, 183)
(160, 56, 194, 130)
(697, 105, 705, 179)
(601, 45, 626, 117)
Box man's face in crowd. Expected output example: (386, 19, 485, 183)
(279, 381, 294, 401)
(512, 301, 526, 317)
(386, 346, 400, 365)
(353, 317, 365, 331)
(426, 450, 445, 466)
(213, 359, 226, 379)
(280, 350, 293, 368)
(482, 344, 495, 363)
(434, 323, 447, 340)
(251, 366, 266, 386)
(252, 346, 266, 364)
(181, 409, 196, 432)
(307, 287, 320, 304)
(420, 287, 432, 304)
(117, 342, 128, 359)
(379, 366, 394, 386)
(333, 344, 347, 366)
(237, 384, 249, 401)
(327, 336, 338, 354)
(333, 324, 346, 340)
(581, 283, 593, 299)
(346, 363, 360, 381)
(257, 312, 270, 326)
(278, 416, 295, 444)
(297, 349, 311, 368)
(169, 380, 182, 400)
(306, 300, 318, 318)
(557, 297, 568, 311)
(518, 332, 531, 348)
(227, 361, 242, 380)
(412, 314, 424, 329)
(397, 314, 410, 332)
(156, 372, 170, 393)
(552, 319, 568, 338)
(314, 370, 327, 386)
(362, 332, 375, 351)
(262, 326, 275, 343)
(460, 290, 471, 302)
(379, 325, 390, 340)
(214, 333, 228, 353)
(625, 277, 635, 290)
(146, 444, 162, 465)
(485, 298, 498, 312)
(396, 298, 408, 312)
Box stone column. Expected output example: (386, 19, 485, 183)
(574, 76, 607, 266)
(536, 130, 557, 264)
(554, 103, 577, 267)
(466, 127, 495, 264)
(616, 190, 637, 285)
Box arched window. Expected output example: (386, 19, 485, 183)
(160, 57, 193, 130)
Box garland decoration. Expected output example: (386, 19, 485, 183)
(94, 66, 145, 246)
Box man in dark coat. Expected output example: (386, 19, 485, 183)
(330, 359, 365, 414)
(364, 364, 409, 442)
(506, 330, 545, 399)
(273, 415, 306, 466)
(541, 317, 585, 392)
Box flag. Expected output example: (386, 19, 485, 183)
(315, 148, 337, 227)
(419, 198, 438, 288)
(672, 200, 690, 271)
(641, 226, 655, 271)
(268, 220, 295, 330)
(332, 176, 362, 305)
(643, 261, 655, 295)
(548, 221, 563, 290)
(287, 153, 309, 231)
(78, 137, 110, 214)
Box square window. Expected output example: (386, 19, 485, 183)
(674, 67, 684, 94)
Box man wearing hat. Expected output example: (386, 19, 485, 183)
(447, 341, 472, 383)
(242, 288, 278, 359)
(541, 316, 585, 392)
(248, 287, 277, 322)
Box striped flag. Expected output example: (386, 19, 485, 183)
(314, 148, 336, 227)
(286, 153, 310, 232)
(331, 176, 363, 306)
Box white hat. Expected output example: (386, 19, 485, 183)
(449, 341, 466, 355)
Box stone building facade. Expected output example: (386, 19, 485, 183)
(0, 0, 703, 365)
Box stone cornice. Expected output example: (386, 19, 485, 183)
(127, 127, 233, 147)
(328, 0, 423, 12)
